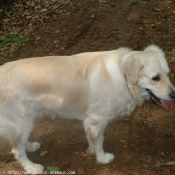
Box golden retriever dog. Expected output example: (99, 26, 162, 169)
(0, 45, 174, 173)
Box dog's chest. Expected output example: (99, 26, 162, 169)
(112, 95, 136, 117)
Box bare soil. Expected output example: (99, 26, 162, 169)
(0, 0, 175, 174)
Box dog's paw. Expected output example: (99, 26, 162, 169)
(25, 163, 44, 174)
(97, 152, 115, 164)
(26, 142, 41, 152)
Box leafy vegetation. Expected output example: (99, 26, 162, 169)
(47, 166, 60, 174)
(0, 34, 36, 46)
(0, 34, 21, 46)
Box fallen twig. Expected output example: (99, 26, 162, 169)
(156, 161, 175, 166)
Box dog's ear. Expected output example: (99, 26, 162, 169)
(123, 57, 143, 85)
(144, 44, 169, 72)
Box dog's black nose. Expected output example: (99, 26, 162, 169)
(169, 91, 175, 99)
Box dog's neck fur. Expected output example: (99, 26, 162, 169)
(125, 79, 149, 106)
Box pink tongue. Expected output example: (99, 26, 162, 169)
(161, 100, 174, 110)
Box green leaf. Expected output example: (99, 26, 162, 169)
(47, 166, 60, 174)
(13, 37, 21, 43)
(40, 150, 48, 156)
(54, 40, 58, 44)
(9, 35, 22, 43)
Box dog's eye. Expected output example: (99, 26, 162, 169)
(152, 76, 160, 81)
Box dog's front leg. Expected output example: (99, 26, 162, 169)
(83, 115, 115, 164)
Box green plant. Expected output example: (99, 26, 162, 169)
(0, 33, 37, 48)
(47, 166, 60, 174)
(0, 34, 21, 46)
(47, 8, 53, 14)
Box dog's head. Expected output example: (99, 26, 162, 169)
(123, 44, 175, 110)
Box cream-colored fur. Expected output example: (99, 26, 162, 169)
(0, 45, 174, 173)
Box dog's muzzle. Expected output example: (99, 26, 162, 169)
(169, 91, 175, 99)
(146, 89, 174, 110)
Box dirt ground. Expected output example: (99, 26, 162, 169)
(0, 0, 175, 174)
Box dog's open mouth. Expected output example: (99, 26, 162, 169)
(146, 89, 174, 110)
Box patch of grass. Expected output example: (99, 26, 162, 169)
(0, 34, 22, 46)
(0, 34, 37, 46)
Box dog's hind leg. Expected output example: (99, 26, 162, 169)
(10, 122, 44, 173)
(83, 115, 115, 164)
